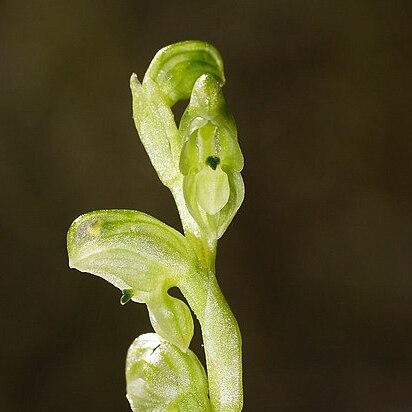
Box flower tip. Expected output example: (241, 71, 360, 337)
(130, 73, 141, 89)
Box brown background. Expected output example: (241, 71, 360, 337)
(1, 0, 411, 411)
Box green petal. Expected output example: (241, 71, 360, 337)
(214, 169, 245, 238)
(145, 40, 225, 106)
(126, 333, 212, 412)
(179, 74, 243, 173)
(67, 209, 198, 350)
(147, 292, 194, 353)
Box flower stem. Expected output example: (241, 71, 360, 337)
(181, 270, 243, 412)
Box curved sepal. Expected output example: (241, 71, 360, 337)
(130, 75, 182, 187)
(144, 40, 225, 107)
(67, 209, 198, 351)
(126, 333, 212, 412)
(179, 74, 244, 239)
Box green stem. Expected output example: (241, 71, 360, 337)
(180, 271, 243, 412)
(171, 180, 217, 268)
(171, 180, 243, 411)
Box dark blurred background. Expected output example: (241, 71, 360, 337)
(1, 0, 411, 411)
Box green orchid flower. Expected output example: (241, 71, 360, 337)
(179, 73, 244, 239)
(126, 333, 212, 411)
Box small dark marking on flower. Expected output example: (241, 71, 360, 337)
(206, 156, 220, 170)
(151, 344, 161, 356)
